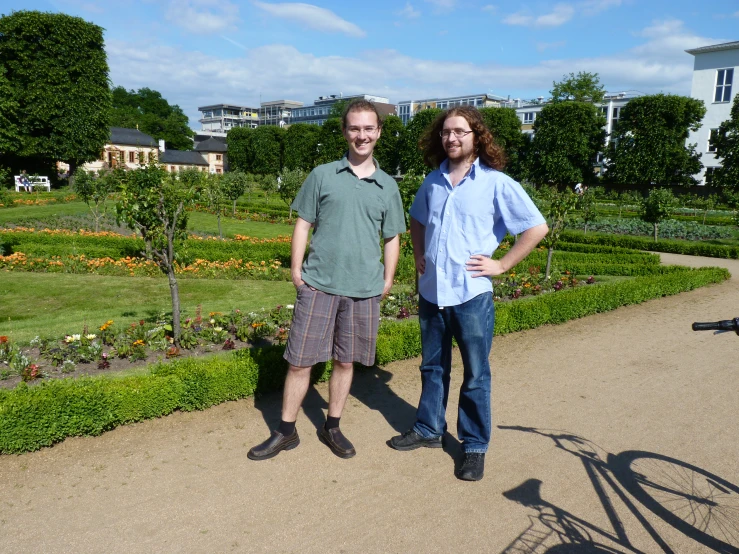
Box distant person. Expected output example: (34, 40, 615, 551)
(247, 99, 406, 461)
(389, 106, 548, 481)
(19, 170, 32, 193)
(574, 182, 583, 195)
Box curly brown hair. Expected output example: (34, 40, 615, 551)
(419, 106, 507, 170)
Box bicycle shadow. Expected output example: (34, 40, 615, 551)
(498, 425, 739, 554)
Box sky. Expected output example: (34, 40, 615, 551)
(3, 0, 739, 129)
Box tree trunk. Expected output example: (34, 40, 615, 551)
(703, 210, 708, 225)
(232, 199, 237, 216)
(168, 268, 181, 345)
(289, 207, 293, 220)
(217, 212, 222, 239)
(545, 247, 554, 279)
(653, 223, 658, 242)
(584, 223, 588, 235)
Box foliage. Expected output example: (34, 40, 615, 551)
(201, 173, 227, 239)
(1, 264, 728, 454)
(282, 124, 320, 171)
(550, 71, 606, 103)
(640, 187, 676, 241)
(712, 93, 739, 189)
(220, 170, 250, 215)
(605, 94, 706, 187)
(277, 168, 307, 218)
(248, 126, 285, 175)
(374, 115, 404, 176)
(527, 184, 579, 277)
(527, 102, 606, 186)
(71, 168, 121, 232)
(110, 86, 193, 151)
(316, 118, 346, 165)
(574, 217, 733, 241)
(0, 10, 111, 173)
(400, 108, 443, 174)
(479, 107, 527, 179)
(576, 187, 599, 233)
(225, 127, 251, 173)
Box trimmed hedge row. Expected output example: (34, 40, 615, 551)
(561, 231, 739, 259)
(520, 250, 660, 268)
(0, 265, 728, 454)
(0, 231, 293, 264)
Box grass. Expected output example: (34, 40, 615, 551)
(186, 211, 293, 238)
(0, 272, 297, 343)
(0, 201, 94, 225)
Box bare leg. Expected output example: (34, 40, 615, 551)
(327, 360, 353, 418)
(281, 364, 312, 422)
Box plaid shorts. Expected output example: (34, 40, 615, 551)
(284, 285, 381, 367)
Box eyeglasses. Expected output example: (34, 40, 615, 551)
(440, 129, 474, 139)
(346, 126, 379, 137)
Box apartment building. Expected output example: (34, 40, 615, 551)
(198, 104, 259, 133)
(397, 93, 509, 124)
(259, 100, 304, 127)
(686, 41, 739, 186)
(290, 94, 396, 126)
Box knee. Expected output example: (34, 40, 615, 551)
(287, 364, 311, 376)
(332, 361, 353, 372)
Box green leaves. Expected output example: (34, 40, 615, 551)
(712, 94, 739, 189)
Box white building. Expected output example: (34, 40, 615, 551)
(686, 41, 739, 186)
(397, 93, 509, 124)
(291, 94, 394, 126)
(198, 104, 259, 133)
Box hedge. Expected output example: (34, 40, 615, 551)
(0, 265, 728, 454)
(561, 231, 739, 259)
(0, 231, 293, 264)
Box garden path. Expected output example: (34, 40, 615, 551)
(1, 254, 737, 554)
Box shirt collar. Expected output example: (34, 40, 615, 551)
(440, 157, 480, 182)
(336, 154, 383, 187)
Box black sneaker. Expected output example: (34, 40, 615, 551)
(389, 429, 442, 451)
(455, 452, 485, 481)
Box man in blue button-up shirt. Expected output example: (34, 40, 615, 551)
(390, 106, 548, 481)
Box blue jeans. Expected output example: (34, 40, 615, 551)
(413, 292, 494, 453)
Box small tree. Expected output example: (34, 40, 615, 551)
(526, 184, 578, 278)
(703, 194, 719, 225)
(221, 170, 249, 215)
(277, 168, 307, 219)
(640, 187, 676, 242)
(116, 165, 200, 344)
(202, 173, 227, 239)
(577, 187, 598, 234)
(72, 167, 121, 232)
(550, 71, 606, 103)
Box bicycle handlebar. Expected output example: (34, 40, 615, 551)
(692, 317, 739, 334)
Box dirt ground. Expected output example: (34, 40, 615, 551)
(1, 253, 738, 554)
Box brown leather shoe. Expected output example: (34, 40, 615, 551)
(247, 429, 300, 461)
(319, 427, 356, 459)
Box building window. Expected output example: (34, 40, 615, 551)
(715, 69, 733, 103)
(216, 154, 222, 161)
(128, 151, 135, 163)
(611, 107, 620, 129)
(708, 129, 719, 152)
(523, 112, 535, 124)
(705, 167, 716, 185)
(216, 168, 222, 174)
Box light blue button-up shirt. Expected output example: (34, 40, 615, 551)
(409, 158, 546, 307)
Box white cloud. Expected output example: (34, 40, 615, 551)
(397, 3, 421, 19)
(252, 2, 366, 38)
(165, 0, 240, 34)
(503, 4, 575, 28)
(580, 0, 621, 16)
(424, 0, 457, 9)
(481, 5, 498, 14)
(106, 19, 719, 127)
(536, 41, 566, 52)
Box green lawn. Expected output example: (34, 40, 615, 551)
(0, 272, 297, 343)
(0, 201, 94, 225)
(186, 211, 293, 238)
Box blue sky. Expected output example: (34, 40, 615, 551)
(2, 0, 738, 128)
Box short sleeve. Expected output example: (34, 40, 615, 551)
(493, 175, 546, 236)
(290, 169, 321, 224)
(382, 186, 407, 239)
(408, 176, 430, 225)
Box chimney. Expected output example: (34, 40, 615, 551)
(159, 139, 165, 152)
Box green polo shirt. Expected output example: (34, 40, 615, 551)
(291, 156, 406, 298)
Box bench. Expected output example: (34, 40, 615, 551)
(14, 175, 51, 192)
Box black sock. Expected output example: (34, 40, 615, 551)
(278, 420, 295, 436)
(325, 416, 340, 430)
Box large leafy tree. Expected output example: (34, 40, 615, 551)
(605, 94, 705, 188)
(400, 108, 443, 174)
(712, 93, 739, 189)
(226, 127, 251, 172)
(479, 107, 527, 179)
(316, 118, 347, 165)
(110, 86, 193, 151)
(282, 123, 320, 171)
(551, 71, 606, 103)
(374, 114, 404, 176)
(226, 126, 284, 175)
(0, 10, 111, 176)
(527, 102, 606, 186)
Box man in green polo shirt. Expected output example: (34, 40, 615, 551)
(248, 99, 406, 461)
